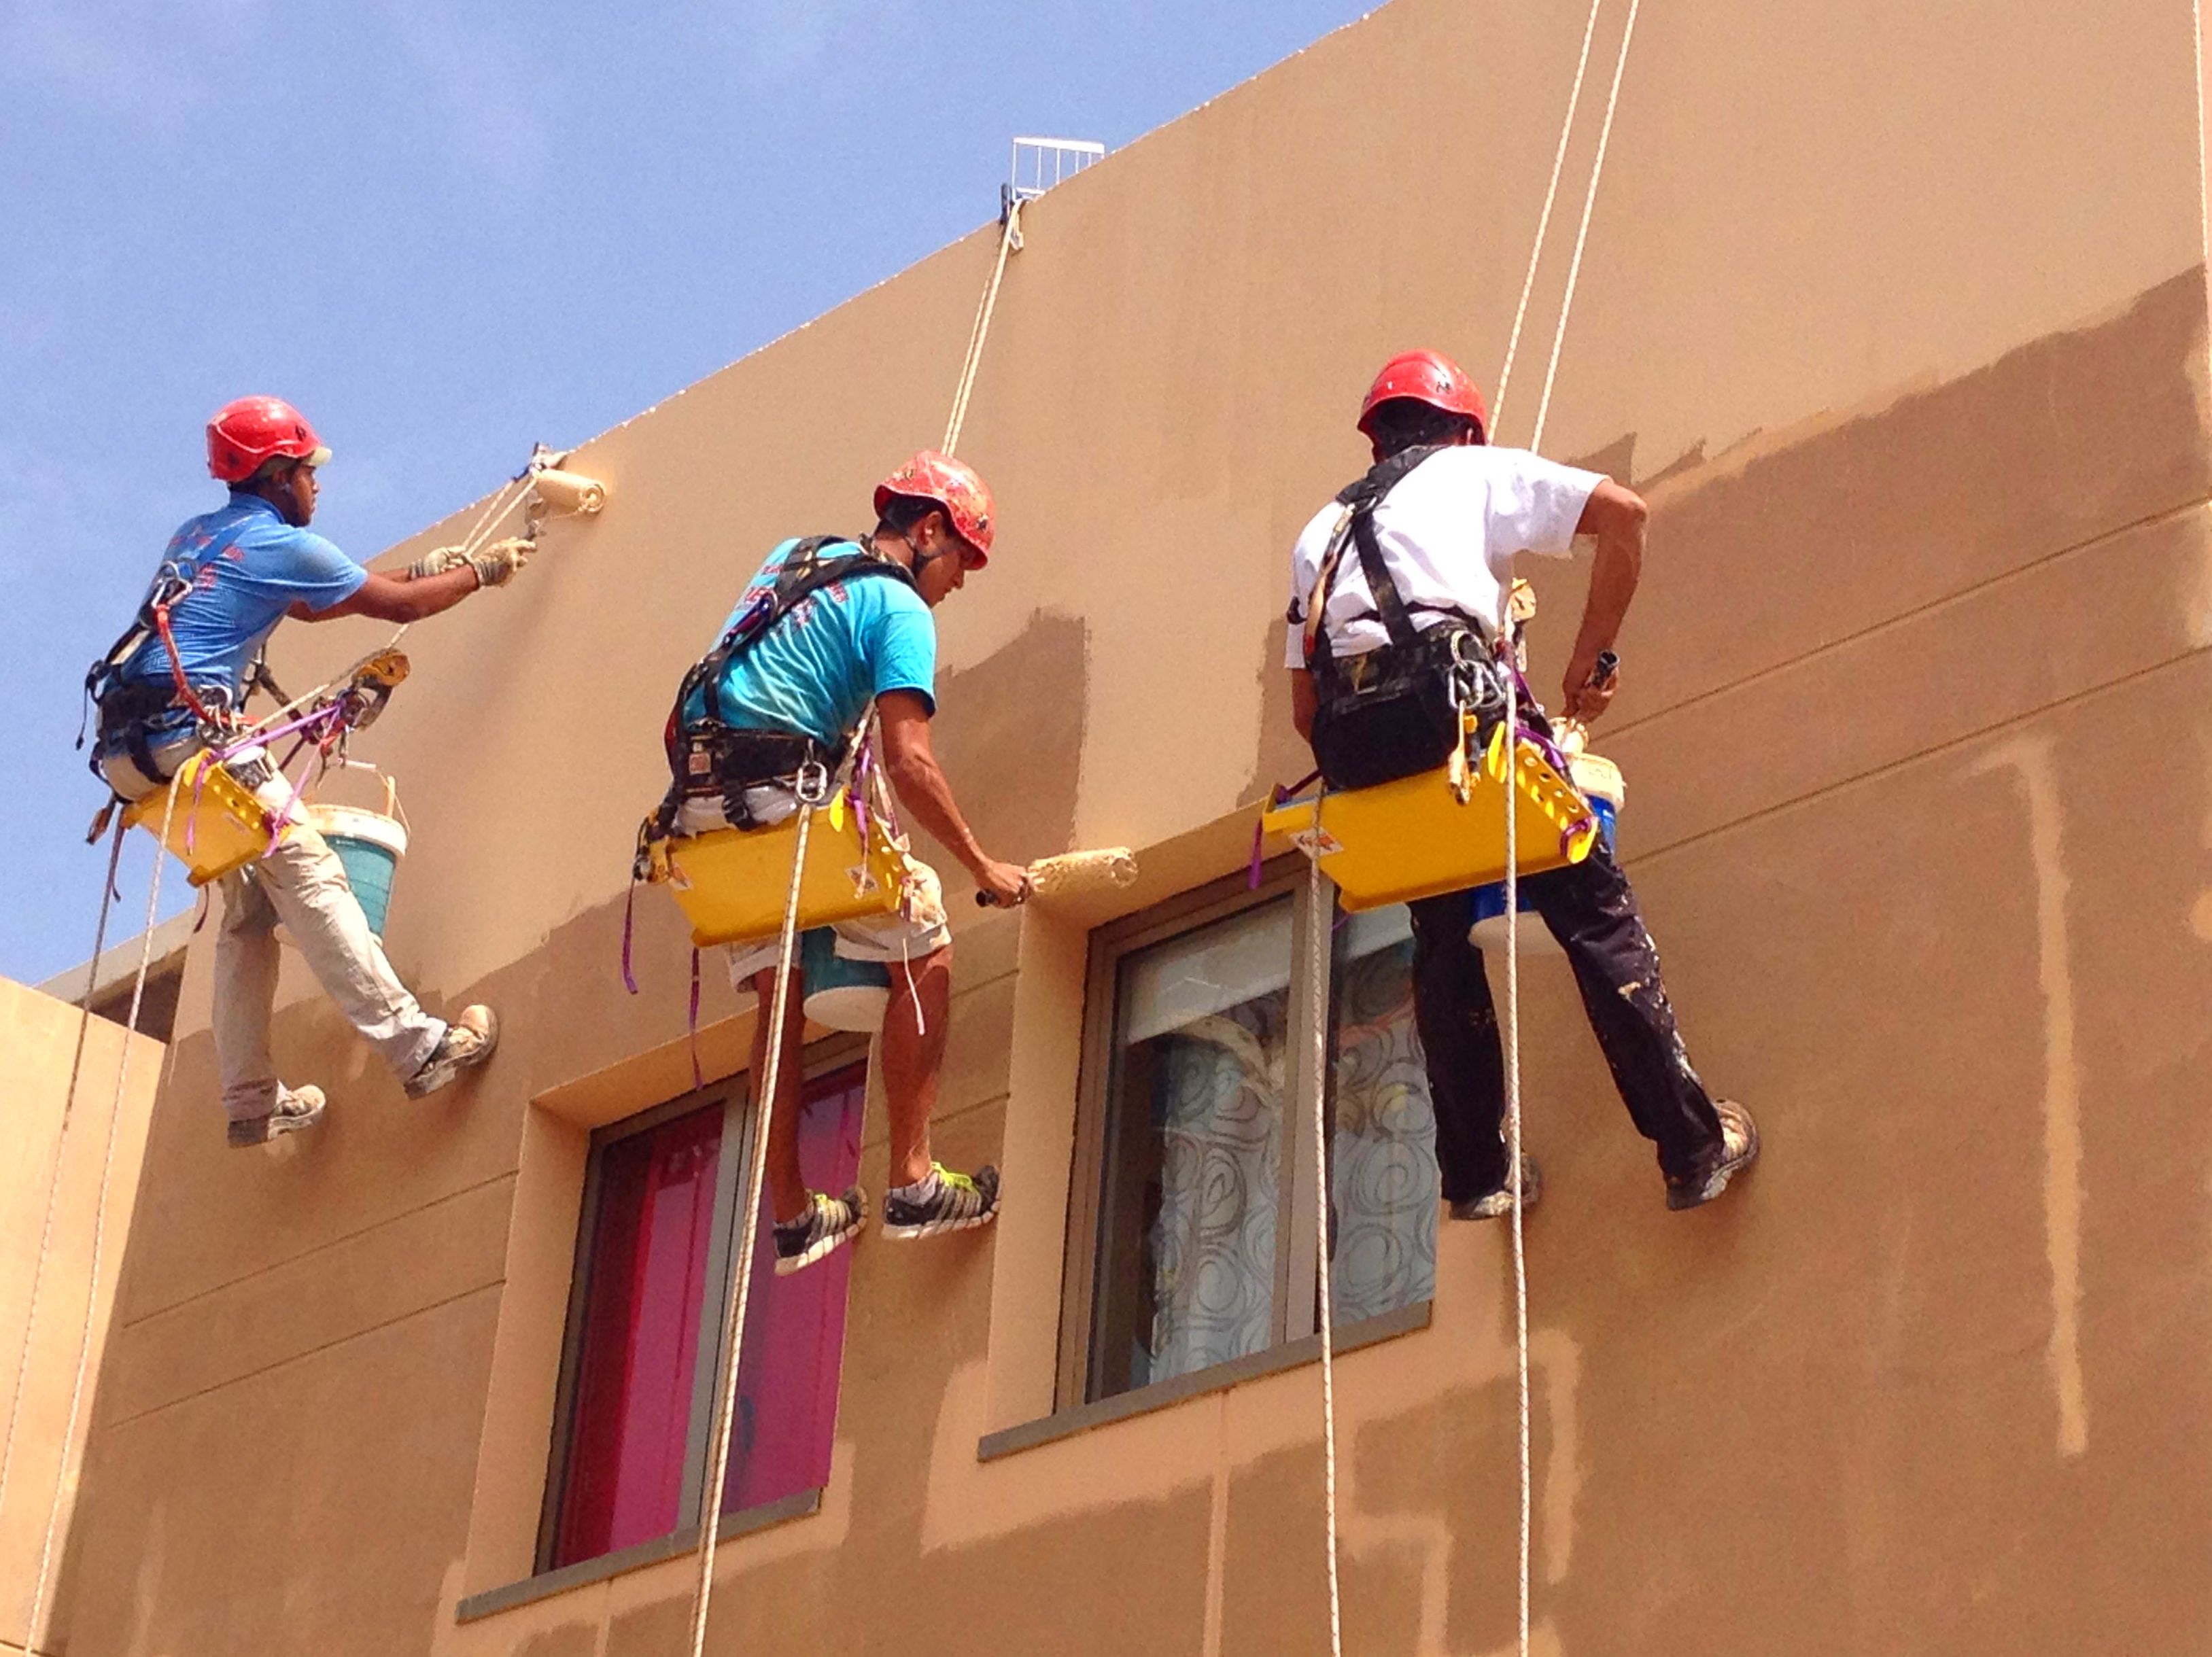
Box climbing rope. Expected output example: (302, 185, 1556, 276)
(1489, 7, 1646, 1654)
(1304, 844, 1346, 1657)
(685, 778, 821, 1657)
(0, 820, 126, 1558)
(1498, 640, 1533, 1657)
(1489, 0, 1608, 434)
(941, 198, 1023, 458)
(1527, 0, 1645, 454)
(12, 776, 179, 1653)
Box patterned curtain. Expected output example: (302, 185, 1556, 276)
(1328, 908, 1438, 1323)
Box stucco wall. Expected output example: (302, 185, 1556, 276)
(48, 0, 2212, 1651)
(0, 979, 162, 1656)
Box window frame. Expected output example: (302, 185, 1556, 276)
(536, 1031, 870, 1574)
(1057, 854, 1355, 1410)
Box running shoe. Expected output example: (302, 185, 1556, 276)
(773, 1187, 867, 1275)
(227, 1083, 327, 1149)
(404, 1005, 500, 1099)
(1666, 1100, 1760, 1210)
(882, 1163, 1000, 1240)
(1449, 1154, 1542, 1221)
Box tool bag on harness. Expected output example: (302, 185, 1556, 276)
(655, 536, 916, 832)
(1300, 447, 1508, 792)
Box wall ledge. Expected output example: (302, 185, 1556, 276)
(453, 1488, 820, 1624)
(976, 1300, 1430, 1462)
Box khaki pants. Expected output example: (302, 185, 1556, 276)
(103, 739, 446, 1121)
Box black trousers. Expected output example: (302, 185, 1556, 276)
(1407, 842, 1724, 1200)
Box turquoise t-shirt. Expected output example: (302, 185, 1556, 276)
(680, 539, 937, 746)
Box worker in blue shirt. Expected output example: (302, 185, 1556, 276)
(90, 396, 530, 1147)
(660, 450, 1029, 1273)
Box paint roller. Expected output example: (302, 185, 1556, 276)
(530, 467, 607, 517)
(975, 848, 1139, 907)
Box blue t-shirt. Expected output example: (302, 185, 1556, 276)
(679, 538, 936, 746)
(113, 494, 368, 710)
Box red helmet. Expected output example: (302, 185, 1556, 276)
(1356, 349, 1488, 442)
(206, 396, 331, 485)
(874, 450, 995, 565)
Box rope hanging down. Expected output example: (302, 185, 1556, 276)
(1489, 0, 1608, 435)
(0, 822, 127, 1554)
(941, 198, 1023, 459)
(685, 780, 821, 1657)
(1305, 846, 1347, 1657)
(7, 778, 180, 1654)
(1495, 6, 1645, 1655)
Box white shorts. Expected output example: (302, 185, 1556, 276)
(674, 791, 953, 989)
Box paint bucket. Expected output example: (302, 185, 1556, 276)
(801, 926, 891, 1032)
(283, 763, 409, 945)
(1469, 753, 1623, 955)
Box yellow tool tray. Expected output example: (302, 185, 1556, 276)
(122, 749, 281, 887)
(1260, 736, 1600, 913)
(650, 803, 910, 947)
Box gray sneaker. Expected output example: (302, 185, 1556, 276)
(1450, 1154, 1542, 1221)
(1667, 1100, 1759, 1210)
(404, 1005, 500, 1099)
(226, 1083, 327, 1149)
(882, 1164, 999, 1240)
(773, 1187, 867, 1276)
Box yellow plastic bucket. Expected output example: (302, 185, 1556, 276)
(122, 748, 280, 887)
(653, 806, 910, 947)
(1260, 736, 1596, 913)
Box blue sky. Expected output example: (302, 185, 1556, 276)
(0, 0, 1373, 985)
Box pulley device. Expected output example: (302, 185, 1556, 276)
(116, 647, 411, 886)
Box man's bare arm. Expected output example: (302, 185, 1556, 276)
(878, 691, 1029, 905)
(1561, 479, 1646, 720)
(290, 565, 480, 625)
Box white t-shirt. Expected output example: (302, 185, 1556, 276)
(1283, 445, 1604, 669)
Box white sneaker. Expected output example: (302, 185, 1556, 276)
(226, 1084, 326, 1149)
(404, 1006, 500, 1099)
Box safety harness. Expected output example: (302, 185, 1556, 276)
(79, 521, 262, 805)
(1297, 446, 1507, 791)
(650, 535, 916, 841)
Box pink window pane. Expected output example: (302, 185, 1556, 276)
(722, 1061, 867, 1513)
(551, 1102, 723, 1567)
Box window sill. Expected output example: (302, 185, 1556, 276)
(976, 1300, 1430, 1463)
(453, 1488, 821, 1624)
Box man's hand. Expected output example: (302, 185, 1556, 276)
(406, 536, 532, 587)
(466, 536, 533, 588)
(973, 858, 1032, 907)
(407, 545, 468, 580)
(1560, 652, 1619, 722)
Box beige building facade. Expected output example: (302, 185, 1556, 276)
(23, 0, 2212, 1650)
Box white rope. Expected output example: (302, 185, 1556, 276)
(941, 199, 1022, 459)
(20, 778, 179, 1652)
(0, 821, 126, 1563)
(1489, 0, 1608, 435)
(1527, 0, 1646, 454)
(1304, 846, 1346, 1657)
(686, 800, 815, 1657)
(1498, 659, 1532, 1657)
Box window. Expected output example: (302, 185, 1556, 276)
(542, 1052, 867, 1570)
(1063, 865, 1438, 1406)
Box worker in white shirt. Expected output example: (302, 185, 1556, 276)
(1285, 349, 1758, 1215)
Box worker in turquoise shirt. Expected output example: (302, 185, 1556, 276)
(88, 396, 528, 1147)
(659, 451, 1029, 1274)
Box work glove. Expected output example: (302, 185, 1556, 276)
(465, 536, 534, 588)
(407, 545, 468, 580)
(407, 536, 533, 587)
